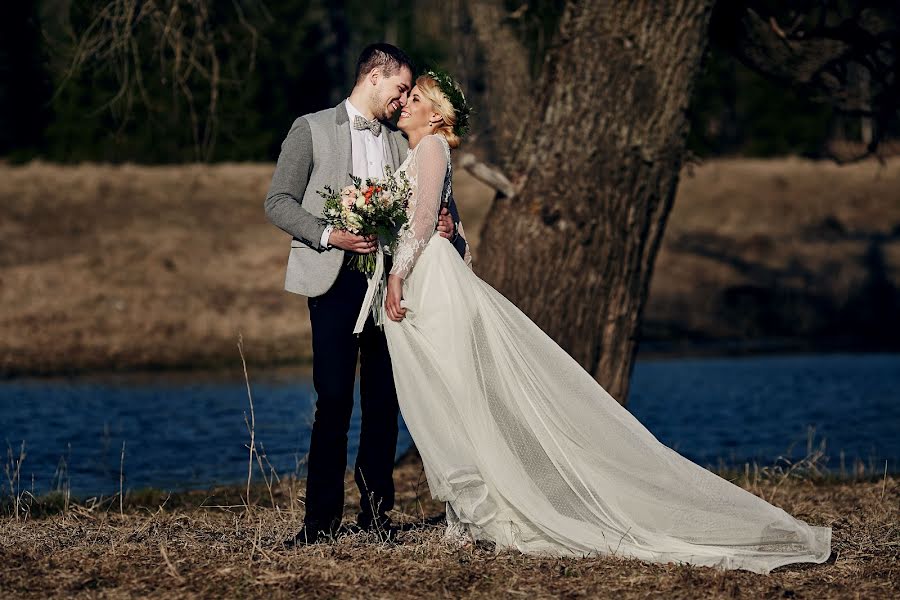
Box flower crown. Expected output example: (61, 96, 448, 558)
(423, 68, 472, 138)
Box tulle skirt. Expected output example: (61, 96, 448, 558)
(383, 234, 831, 574)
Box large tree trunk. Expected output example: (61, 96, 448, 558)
(476, 1, 715, 404)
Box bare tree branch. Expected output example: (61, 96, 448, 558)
(456, 152, 518, 198)
(49, 0, 267, 161)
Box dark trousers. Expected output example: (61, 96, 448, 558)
(304, 259, 400, 532)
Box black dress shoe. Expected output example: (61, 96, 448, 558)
(356, 515, 398, 542)
(284, 524, 333, 548)
(337, 522, 366, 536)
(371, 524, 398, 543)
(356, 513, 392, 531)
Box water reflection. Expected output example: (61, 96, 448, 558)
(2, 353, 897, 496)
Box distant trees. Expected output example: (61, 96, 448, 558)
(0, 2, 52, 159)
(40, 0, 268, 161)
(23, 0, 448, 162)
(11, 1, 896, 165)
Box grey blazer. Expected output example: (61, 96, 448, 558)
(264, 101, 466, 297)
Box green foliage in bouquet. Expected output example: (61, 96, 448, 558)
(318, 166, 411, 274)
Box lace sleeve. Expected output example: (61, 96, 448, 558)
(390, 136, 449, 279)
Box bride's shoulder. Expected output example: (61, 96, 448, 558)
(429, 133, 451, 149)
(416, 134, 451, 159)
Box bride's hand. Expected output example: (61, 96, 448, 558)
(386, 274, 407, 322)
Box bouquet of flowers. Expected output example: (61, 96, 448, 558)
(318, 166, 411, 275)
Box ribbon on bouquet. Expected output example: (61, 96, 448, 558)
(352, 246, 386, 335)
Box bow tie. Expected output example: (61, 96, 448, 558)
(353, 115, 382, 137)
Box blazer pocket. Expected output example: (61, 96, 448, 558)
(290, 238, 312, 249)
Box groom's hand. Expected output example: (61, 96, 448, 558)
(436, 207, 456, 239)
(328, 229, 377, 253)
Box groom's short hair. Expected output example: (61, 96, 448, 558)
(355, 43, 414, 83)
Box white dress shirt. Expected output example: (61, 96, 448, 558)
(320, 99, 390, 248)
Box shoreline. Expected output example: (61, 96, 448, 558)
(2, 338, 897, 381)
(17, 459, 896, 510)
(7, 468, 893, 519)
(7, 443, 894, 514)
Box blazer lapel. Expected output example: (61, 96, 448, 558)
(334, 101, 353, 185)
(390, 130, 409, 171)
(398, 140, 408, 165)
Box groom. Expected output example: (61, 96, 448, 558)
(265, 43, 467, 544)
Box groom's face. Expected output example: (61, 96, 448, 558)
(371, 66, 413, 121)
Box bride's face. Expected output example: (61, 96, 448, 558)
(397, 86, 441, 136)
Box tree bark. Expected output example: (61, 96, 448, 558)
(462, 0, 533, 168)
(476, 1, 715, 404)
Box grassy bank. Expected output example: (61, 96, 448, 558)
(2, 451, 896, 599)
(2, 157, 899, 376)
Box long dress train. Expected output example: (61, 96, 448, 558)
(382, 134, 831, 574)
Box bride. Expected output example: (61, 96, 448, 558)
(378, 70, 831, 574)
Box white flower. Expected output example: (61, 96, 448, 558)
(340, 186, 358, 208)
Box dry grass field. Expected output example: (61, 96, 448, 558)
(646, 157, 900, 351)
(1, 156, 899, 376)
(1, 450, 896, 599)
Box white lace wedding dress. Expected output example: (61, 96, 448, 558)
(382, 134, 831, 574)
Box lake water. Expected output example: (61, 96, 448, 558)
(2, 353, 898, 496)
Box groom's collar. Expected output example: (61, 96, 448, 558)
(345, 98, 365, 122)
(335, 98, 400, 133)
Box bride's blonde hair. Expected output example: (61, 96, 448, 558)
(416, 74, 461, 149)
